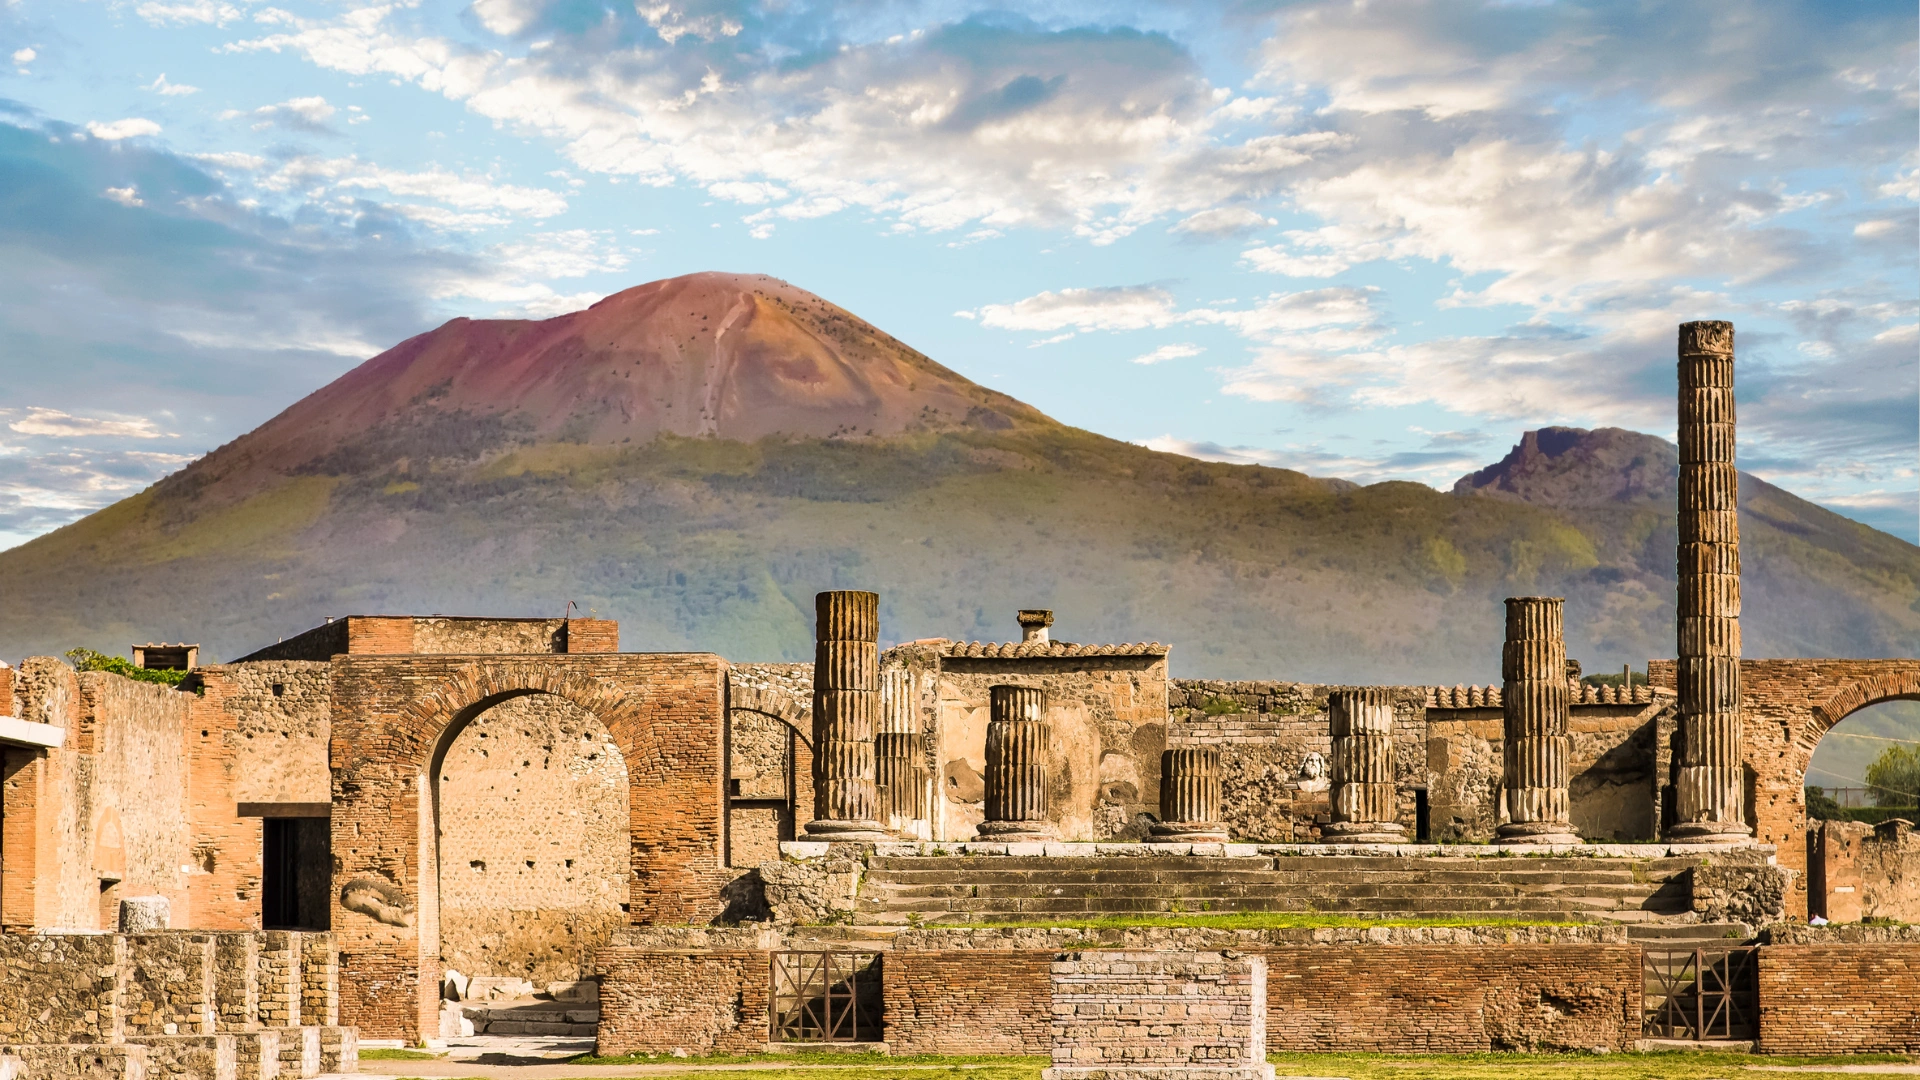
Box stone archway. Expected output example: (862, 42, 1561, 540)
(328, 654, 728, 1041)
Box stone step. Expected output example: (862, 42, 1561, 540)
(865, 867, 1656, 887)
(862, 893, 1653, 916)
(869, 881, 1667, 902)
(867, 855, 1699, 873)
(1627, 923, 1753, 946)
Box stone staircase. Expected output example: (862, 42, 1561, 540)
(853, 853, 1707, 926)
(460, 998, 599, 1037)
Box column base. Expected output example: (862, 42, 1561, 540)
(1319, 821, 1407, 844)
(975, 819, 1057, 842)
(803, 819, 892, 842)
(1146, 821, 1230, 843)
(1495, 821, 1583, 845)
(1664, 820, 1754, 845)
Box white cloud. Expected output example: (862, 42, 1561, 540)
(103, 186, 145, 207)
(1170, 207, 1274, 240)
(134, 1, 245, 27)
(1240, 245, 1350, 278)
(226, 96, 338, 133)
(970, 286, 1186, 333)
(11, 47, 35, 66)
(244, 156, 569, 222)
(85, 118, 162, 141)
(143, 73, 199, 96)
(1131, 343, 1204, 365)
(8, 408, 171, 439)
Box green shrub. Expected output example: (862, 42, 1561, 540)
(1865, 744, 1920, 808)
(65, 647, 188, 686)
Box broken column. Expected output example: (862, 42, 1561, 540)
(1321, 689, 1406, 843)
(1019, 609, 1054, 644)
(1496, 597, 1581, 845)
(803, 590, 890, 841)
(1148, 748, 1229, 843)
(1669, 320, 1752, 844)
(875, 667, 928, 834)
(976, 685, 1055, 841)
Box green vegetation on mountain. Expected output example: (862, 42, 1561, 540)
(0, 273, 1913, 681)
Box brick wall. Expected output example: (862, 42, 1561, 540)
(883, 951, 1051, 1054)
(1757, 945, 1920, 1054)
(328, 652, 729, 1040)
(594, 948, 770, 1055)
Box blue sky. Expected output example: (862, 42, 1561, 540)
(0, 0, 1915, 550)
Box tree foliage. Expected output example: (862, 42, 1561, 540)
(1864, 743, 1920, 808)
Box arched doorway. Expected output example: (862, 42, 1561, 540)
(433, 693, 629, 989)
(726, 705, 814, 867)
(1806, 700, 1920, 814)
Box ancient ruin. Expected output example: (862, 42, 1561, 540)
(1, 322, 1915, 1077)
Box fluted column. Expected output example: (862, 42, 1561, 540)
(1322, 689, 1406, 843)
(1147, 747, 1228, 842)
(1669, 320, 1752, 843)
(876, 666, 929, 836)
(804, 590, 891, 841)
(1496, 597, 1581, 844)
(976, 685, 1055, 841)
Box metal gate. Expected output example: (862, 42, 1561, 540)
(769, 951, 881, 1043)
(1643, 947, 1758, 1040)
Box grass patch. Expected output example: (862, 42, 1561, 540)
(940, 913, 1580, 931)
(575, 1068, 1038, 1080)
(357, 1047, 443, 1060)
(1264, 1050, 1916, 1079)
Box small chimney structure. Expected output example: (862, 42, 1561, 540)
(1018, 610, 1054, 644)
(131, 643, 199, 671)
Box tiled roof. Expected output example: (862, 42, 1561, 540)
(1424, 683, 1661, 708)
(938, 640, 1169, 659)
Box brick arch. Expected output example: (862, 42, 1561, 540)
(1811, 670, 1920, 735)
(726, 681, 812, 748)
(327, 653, 728, 1042)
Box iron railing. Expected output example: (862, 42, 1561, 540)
(769, 951, 881, 1043)
(1643, 946, 1758, 1040)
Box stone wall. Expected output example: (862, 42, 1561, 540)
(1756, 945, 1920, 1054)
(0, 934, 126, 1043)
(1808, 820, 1919, 923)
(437, 693, 630, 985)
(884, 951, 1051, 1054)
(1047, 950, 1267, 1076)
(913, 647, 1169, 842)
(122, 934, 215, 1037)
(235, 616, 621, 662)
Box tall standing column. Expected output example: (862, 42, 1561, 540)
(1496, 597, 1581, 845)
(1322, 689, 1406, 843)
(976, 685, 1055, 842)
(1669, 320, 1752, 843)
(876, 667, 929, 836)
(1148, 747, 1228, 843)
(803, 590, 891, 841)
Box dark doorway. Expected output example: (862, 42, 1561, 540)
(1414, 789, 1430, 842)
(263, 817, 331, 930)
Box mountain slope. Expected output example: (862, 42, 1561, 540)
(1, 275, 1915, 680)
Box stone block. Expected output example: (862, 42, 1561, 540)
(274, 1027, 319, 1078)
(124, 1034, 236, 1080)
(316, 1028, 356, 1075)
(1, 1044, 150, 1079)
(119, 898, 171, 933)
(229, 1029, 280, 1080)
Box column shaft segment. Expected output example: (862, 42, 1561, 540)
(1669, 320, 1752, 843)
(876, 667, 928, 835)
(1148, 747, 1229, 843)
(804, 590, 891, 841)
(977, 685, 1055, 841)
(1322, 689, 1406, 843)
(1496, 596, 1581, 844)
